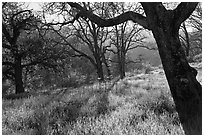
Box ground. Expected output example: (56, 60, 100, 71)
(2, 62, 202, 135)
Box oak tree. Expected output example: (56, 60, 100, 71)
(2, 3, 69, 94)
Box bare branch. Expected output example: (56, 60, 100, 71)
(106, 48, 117, 54)
(51, 27, 97, 66)
(68, 2, 150, 29)
(126, 59, 141, 64)
(128, 45, 157, 51)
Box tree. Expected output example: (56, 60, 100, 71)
(2, 2, 36, 94)
(44, 2, 112, 81)
(2, 3, 70, 94)
(107, 3, 148, 79)
(67, 2, 201, 134)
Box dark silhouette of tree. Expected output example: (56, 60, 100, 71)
(2, 3, 70, 94)
(66, 2, 201, 134)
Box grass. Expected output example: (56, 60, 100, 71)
(2, 64, 202, 135)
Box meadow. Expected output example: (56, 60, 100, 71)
(2, 63, 202, 135)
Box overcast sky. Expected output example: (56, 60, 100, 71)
(26, 2, 42, 11)
(26, 2, 194, 33)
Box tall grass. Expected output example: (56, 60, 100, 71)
(2, 66, 195, 135)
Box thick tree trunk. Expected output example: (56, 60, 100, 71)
(96, 68, 104, 82)
(95, 57, 104, 82)
(151, 18, 202, 135)
(14, 57, 25, 94)
(101, 53, 112, 79)
(119, 53, 126, 79)
(117, 49, 126, 79)
(105, 63, 111, 79)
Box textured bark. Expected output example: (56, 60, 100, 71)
(96, 63, 104, 82)
(119, 48, 126, 79)
(101, 53, 112, 79)
(153, 23, 202, 135)
(94, 53, 104, 81)
(142, 3, 202, 134)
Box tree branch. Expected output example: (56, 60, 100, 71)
(67, 2, 150, 29)
(174, 2, 198, 28)
(126, 59, 141, 64)
(128, 45, 157, 51)
(51, 27, 97, 67)
(106, 48, 117, 54)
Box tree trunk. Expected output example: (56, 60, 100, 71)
(96, 67, 104, 82)
(117, 47, 126, 79)
(150, 14, 202, 135)
(95, 56, 104, 82)
(119, 51, 126, 79)
(101, 53, 112, 79)
(14, 57, 25, 94)
(105, 63, 111, 79)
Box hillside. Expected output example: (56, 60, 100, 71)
(2, 62, 202, 135)
(130, 47, 162, 66)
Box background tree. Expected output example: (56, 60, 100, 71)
(2, 2, 37, 94)
(108, 3, 150, 79)
(67, 2, 202, 134)
(43, 2, 112, 81)
(2, 2, 70, 94)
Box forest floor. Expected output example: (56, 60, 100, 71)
(2, 62, 202, 135)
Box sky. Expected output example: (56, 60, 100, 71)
(26, 2, 42, 11)
(26, 2, 195, 32)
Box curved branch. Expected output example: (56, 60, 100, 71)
(12, 10, 32, 18)
(68, 2, 150, 30)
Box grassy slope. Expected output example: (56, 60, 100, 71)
(2, 63, 202, 135)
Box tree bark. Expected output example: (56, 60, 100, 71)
(119, 49, 126, 79)
(153, 25, 202, 135)
(14, 56, 25, 94)
(120, 26, 126, 79)
(101, 53, 112, 79)
(96, 63, 104, 82)
(142, 4, 202, 134)
(95, 54, 104, 81)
